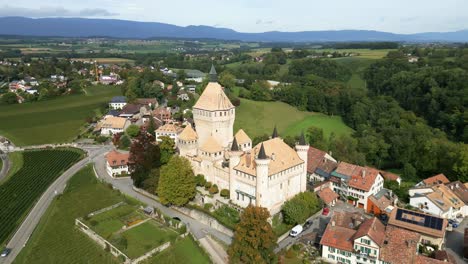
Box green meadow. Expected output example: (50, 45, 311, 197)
(0, 85, 120, 146)
(234, 99, 352, 140)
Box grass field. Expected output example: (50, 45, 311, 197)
(333, 57, 377, 91)
(141, 236, 210, 264)
(14, 165, 123, 264)
(0, 149, 83, 246)
(0, 152, 23, 184)
(112, 220, 178, 258)
(0, 85, 120, 146)
(234, 99, 353, 140)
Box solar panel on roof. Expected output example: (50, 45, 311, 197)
(395, 208, 444, 231)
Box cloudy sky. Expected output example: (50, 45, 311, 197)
(0, 0, 467, 33)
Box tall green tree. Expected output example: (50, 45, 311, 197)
(129, 131, 161, 188)
(228, 205, 277, 264)
(159, 136, 175, 165)
(157, 156, 196, 206)
(306, 126, 327, 150)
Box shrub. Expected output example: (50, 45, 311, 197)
(204, 203, 214, 210)
(285, 248, 295, 259)
(195, 174, 206, 187)
(90, 220, 98, 226)
(220, 189, 230, 198)
(204, 181, 212, 190)
(292, 243, 302, 251)
(95, 136, 108, 143)
(209, 184, 219, 194)
(282, 192, 320, 225)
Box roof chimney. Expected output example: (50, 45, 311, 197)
(331, 221, 335, 227)
(271, 153, 276, 161)
(456, 183, 459, 188)
(362, 170, 366, 178)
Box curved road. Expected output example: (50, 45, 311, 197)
(0, 151, 10, 182)
(0, 145, 113, 264)
(1, 144, 231, 264)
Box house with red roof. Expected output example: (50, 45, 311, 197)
(105, 150, 130, 177)
(330, 162, 385, 209)
(307, 146, 338, 183)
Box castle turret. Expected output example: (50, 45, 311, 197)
(192, 65, 235, 148)
(177, 124, 198, 157)
(295, 132, 309, 192)
(229, 137, 243, 201)
(255, 143, 270, 207)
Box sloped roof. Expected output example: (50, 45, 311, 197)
(445, 181, 468, 203)
(348, 166, 381, 192)
(234, 137, 304, 176)
(379, 225, 421, 264)
(307, 147, 327, 174)
(317, 187, 339, 205)
(235, 129, 251, 144)
(156, 123, 183, 134)
(320, 225, 355, 252)
(352, 217, 385, 246)
(381, 171, 401, 182)
(106, 150, 129, 166)
(423, 174, 450, 186)
(98, 116, 128, 129)
(200, 136, 223, 153)
(387, 208, 447, 238)
(193, 82, 234, 111)
(110, 96, 126, 103)
(178, 124, 198, 141)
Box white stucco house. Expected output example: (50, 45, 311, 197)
(105, 150, 130, 177)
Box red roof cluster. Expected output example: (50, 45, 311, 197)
(423, 173, 450, 186)
(106, 150, 129, 167)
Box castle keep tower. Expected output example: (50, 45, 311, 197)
(193, 65, 235, 148)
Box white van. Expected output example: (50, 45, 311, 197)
(289, 225, 303, 237)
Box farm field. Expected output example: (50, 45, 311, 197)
(333, 57, 378, 91)
(0, 152, 23, 184)
(141, 236, 210, 264)
(234, 99, 353, 140)
(0, 149, 83, 246)
(0, 85, 120, 146)
(14, 165, 123, 264)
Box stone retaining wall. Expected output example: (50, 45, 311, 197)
(174, 206, 234, 237)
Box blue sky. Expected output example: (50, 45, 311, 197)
(0, 0, 467, 33)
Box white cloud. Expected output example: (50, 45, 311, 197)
(0, 5, 118, 17)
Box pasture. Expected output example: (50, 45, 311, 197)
(234, 99, 352, 140)
(71, 57, 135, 64)
(0, 149, 83, 246)
(0, 85, 120, 146)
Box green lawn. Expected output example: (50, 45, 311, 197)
(14, 166, 122, 264)
(333, 57, 376, 91)
(86, 204, 141, 238)
(142, 236, 211, 264)
(234, 99, 352, 140)
(0, 85, 120, 146)
(113, 220, 178, 258)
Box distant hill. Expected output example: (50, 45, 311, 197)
(0, 16, 467, 42)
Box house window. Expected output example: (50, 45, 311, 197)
(361, 238, 371, 245)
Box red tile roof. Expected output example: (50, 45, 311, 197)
(423, 174, 450, 185)
(415, 255, 448, 264)
(348, 166, 380, 192)
(352, 217, 385, 246)
(381, 171, 401, 182)
(445, 181, 468, 203)
(320, 225, 355, 252)
(105, 150, 129, 167)
(317, 187, 339, 205)
(307, 147, 326, 173)
(379, 225, 421, 264)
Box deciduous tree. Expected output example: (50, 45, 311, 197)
(157, 156, 195, 206)
(228, 205, 277, 264)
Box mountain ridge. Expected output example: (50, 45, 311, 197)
(0, 16, 467, 42)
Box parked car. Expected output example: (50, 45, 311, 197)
(289, 225, 303, 237)
(448, 219, 459, 228)
(303, 220, 313, 230)
(322, 207, 330, 216)
(1, 248, 11, 257)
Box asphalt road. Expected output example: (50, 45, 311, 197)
(445, 217, 467, 264)
(0, 145, 112, 264)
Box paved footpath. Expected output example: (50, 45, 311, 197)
(0, 146, 112, 264)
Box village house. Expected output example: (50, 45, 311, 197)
(307, 146, 338, 182)
(387, 207, 447, 249)
(330, 162, 385, 209)
(153, 107, 172, 123)
(366, 188, 398, 216)
(177, 89, 190, 101)
(320, 210, 448, 264)
(109, 96, 127, 110)
(380, 171, 402, 186)
(409, 183, 465, 219)
(416, 173, 450, 187)
(317, 187, 340, 207)
(105, 150, 130, 177)
(445, 181, 468, 216)
(155, 123, 183, 144)
(178, 65, 308, 214)
(96, 116, 130, 136)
